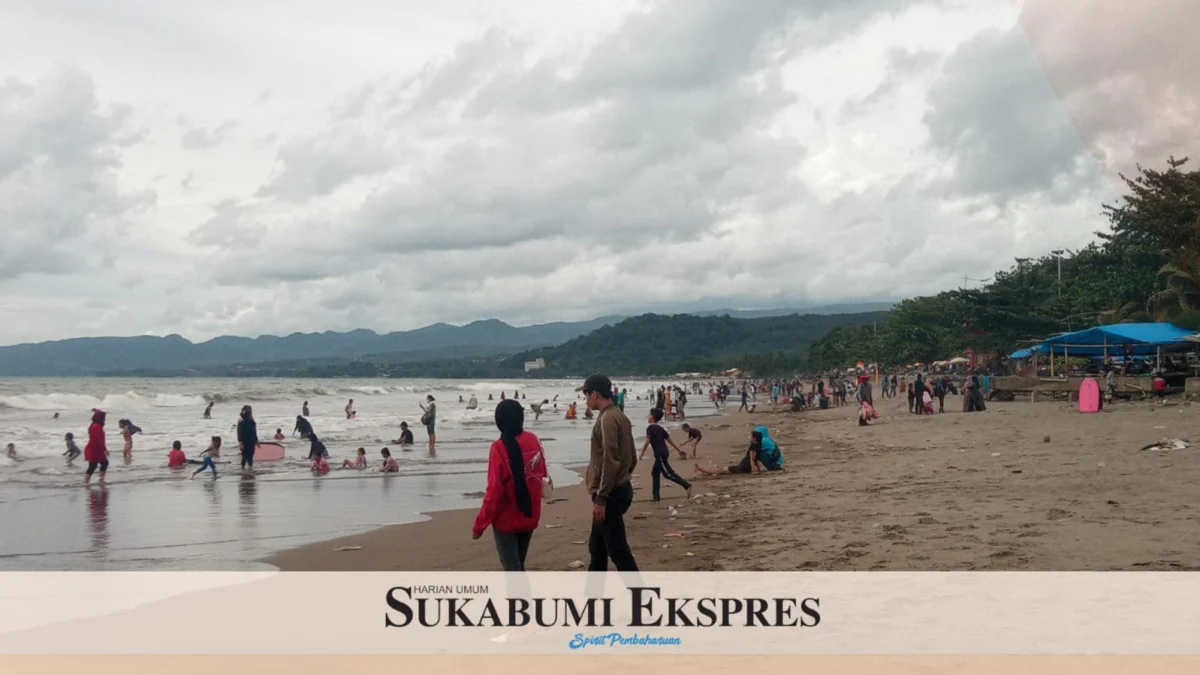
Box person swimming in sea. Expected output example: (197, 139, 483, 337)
(467, 394, 478, 410)
(203, 402, 214, 419)
(302, 401, 310, 417)
(5, 443, 16, 459)
(274, 428, 285, 441)
(345, 399, 355, 420)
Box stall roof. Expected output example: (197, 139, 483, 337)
(1009, 348, 1033, 359)
(1035, 323, 1197, 356)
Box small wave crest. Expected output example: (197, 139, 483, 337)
(0, 392, 205, 412)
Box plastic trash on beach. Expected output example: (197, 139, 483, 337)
(567, 560, 584, 569)
(669, 507, 680, 517)
(334, 546, 362, 552)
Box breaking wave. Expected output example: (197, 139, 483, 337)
(0, 392, 206, 412)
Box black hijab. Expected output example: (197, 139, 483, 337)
(494, 399, 532, 518)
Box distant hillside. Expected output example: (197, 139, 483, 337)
(0, 316, 622, 376)
(505, 312, 887, 377)
(93, 311, 886, 378)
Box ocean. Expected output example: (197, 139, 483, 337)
(0, 377, 714, 570)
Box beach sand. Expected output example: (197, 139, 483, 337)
(267, 394, 1200, 571)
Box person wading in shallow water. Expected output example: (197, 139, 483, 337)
(578, 374, 639, 572)
(236, 406, 258, 472)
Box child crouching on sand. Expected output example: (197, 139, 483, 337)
(858, 400, 878, 426)
(694, 426, 783, 477)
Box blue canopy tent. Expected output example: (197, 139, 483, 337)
(1035, 323, 1196, 357)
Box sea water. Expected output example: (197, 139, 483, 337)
(0, 377, 713, 570)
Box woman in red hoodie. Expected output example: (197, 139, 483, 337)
(472, 399, 548, 571)
(84, 409, 109, 486)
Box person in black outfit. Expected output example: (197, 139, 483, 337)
(639, 408, 691, 502)
(293, 415, 314, 439)
(236, 406, 258, 471)
(307, 433, 328, 460)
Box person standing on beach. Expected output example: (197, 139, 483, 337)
(345, 399, 355, 420)
(578, 374, 639, 572)
(236, 406, 258, 472)
(84, 409, 108, 486)
(738, 388, 750, 413)
(420, 396, 437, 454)
(640, 408, 691, 502)
(472, 399, 548, 571)
(616, 388, 627, 413)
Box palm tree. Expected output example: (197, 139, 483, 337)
(1147, 212, 1200, 320)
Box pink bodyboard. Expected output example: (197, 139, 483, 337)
(255, 441, 286, 461)
(1078, 378, 1101, 413)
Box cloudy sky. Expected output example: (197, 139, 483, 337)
(1, 0, 1196, 345)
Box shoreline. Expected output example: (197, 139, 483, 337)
(264, 408, 748, 572)
(267, 395, 1200, 572)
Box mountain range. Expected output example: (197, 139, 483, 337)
(0, 303, 893, 376)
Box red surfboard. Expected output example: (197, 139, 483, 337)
(1078, 378, 1101, 414)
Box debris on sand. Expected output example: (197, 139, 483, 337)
(334, 546, 362, 552)
(1140, 438, 1190, 452)
(567, 560, 585, 569)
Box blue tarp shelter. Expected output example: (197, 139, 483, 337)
(1035, 323, 1196, 357)
(1009, 348, 1033, 359)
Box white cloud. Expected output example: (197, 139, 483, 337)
(0, 0, 1191, 345)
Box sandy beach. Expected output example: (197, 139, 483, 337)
(268, 393, 1200, 571)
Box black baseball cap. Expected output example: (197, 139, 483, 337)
(576, 374, 612, 396)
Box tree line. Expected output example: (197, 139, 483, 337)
(805, 157, 1200, 370)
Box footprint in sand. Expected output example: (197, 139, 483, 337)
(1046, 508, 1075, 521)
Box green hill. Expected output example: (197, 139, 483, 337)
(506, 312, 886, 377)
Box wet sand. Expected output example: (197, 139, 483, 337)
(267, 394, 1200, 571)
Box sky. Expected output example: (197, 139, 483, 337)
(1, 0, 1197, 345)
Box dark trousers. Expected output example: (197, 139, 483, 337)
(588, 481, 639, 572)
(240, 446, 255, 469)
(651, 454, 690, 501)
(493, 530, 533, 572)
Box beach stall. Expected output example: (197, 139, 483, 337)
(1034, 323, 1196, 376)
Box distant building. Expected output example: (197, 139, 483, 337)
(524, 358, 546, 373)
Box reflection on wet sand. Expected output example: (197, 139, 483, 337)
(87, 487, 109, 556)
(237, 475, 257, 520)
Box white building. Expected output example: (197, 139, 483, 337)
(524, 358, 546, 373)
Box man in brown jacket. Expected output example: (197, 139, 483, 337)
(577, 373, 639, 571)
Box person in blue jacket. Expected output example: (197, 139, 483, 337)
(693, 426, 783, 477)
